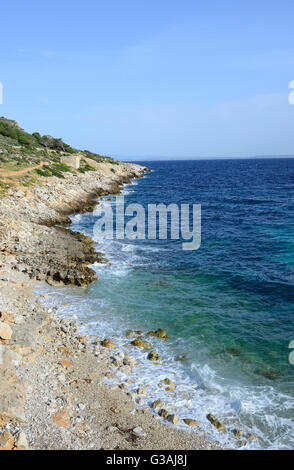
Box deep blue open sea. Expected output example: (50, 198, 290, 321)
(42, 158, 294, 449)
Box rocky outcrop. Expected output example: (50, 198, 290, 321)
(0, 162, 148, 287)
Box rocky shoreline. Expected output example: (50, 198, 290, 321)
(0, 161, 219, 450)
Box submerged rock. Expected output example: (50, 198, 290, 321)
(206, 413, 227, 432)
(255, 367, 281, 381)
(225, 347, 241, 356)
(126, 330, 143, 338)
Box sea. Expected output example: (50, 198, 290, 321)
(39, 158, 294, 449)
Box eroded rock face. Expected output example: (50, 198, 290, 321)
(0, 162, 148, 288)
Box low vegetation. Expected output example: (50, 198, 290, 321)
(0, 116, 118, 188)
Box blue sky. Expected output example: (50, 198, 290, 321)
(1, 0, 294, 159)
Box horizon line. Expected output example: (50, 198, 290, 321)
(114, 155, 294, 162)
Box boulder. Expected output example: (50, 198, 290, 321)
(168, 414, 180, 425)
(0, 431, 14, 450)
(147, 350, 162, 362)
(147, 329, 168, 340)
(101, 339, 117, 349)
(158, 409, 169, 419)
(184, 418, 200, 427)
(0, 366, 26, 426)
(206, 413, 227, 432)
(161, 378, 176, 388)
(130, 338, 153, 349)
(0, 322, 12, 340)
(14, 431, 28, 450)
(232, 429, 244, 438)
(126, 330, 143, 338)
(152, 399, 165, 409)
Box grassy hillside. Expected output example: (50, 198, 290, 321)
(0, 116, 118, 194)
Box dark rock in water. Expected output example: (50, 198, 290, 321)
(255, 367, 282, 380)
(167, 414, 180, 425)
(147, 350, 162, 362)
(158, 409, 169, 419)
(147, 329, 168, 340)
(232, 429, 244, 438)
(126, 330, 143, 338)
(175, 354, 186, 362)
(183, 418, 200, 427)
(152, 399, 165, 409)
(206, 413, 227, 432)
(225, 347, 241, 356)
(161, 378, 176, 388)
(247, 432, 259, 441)
(130, 338, 153, 349)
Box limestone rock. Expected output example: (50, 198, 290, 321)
(152, 399, 165, 409)
(147, 350, 162, 362)
(248, 433, 259, 441)
(161, 378, 176, 388)
(0, 344, 21, 367)
(158, 409, 169, 419)
(0, 322, 12, 340)
(14, 431, 28, 450)
(0, 431, 14, 450)
(206, 413, 227, 432)
(126, 330, 143, 338)
(147, 329, 168, 339)
(101, 339, 116, 349)
(59, 360, 74, 368)
(168, 414, 180, 425)
(133, 426, 146, 437)
(51, 409, 71, 428)
(184, 418, 200, 427)
(0, 366, 26, 426)
(130, 338, 153, 349)
(232, 429, 244, 438)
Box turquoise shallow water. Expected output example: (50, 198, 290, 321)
(43, 159, 294, 449)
